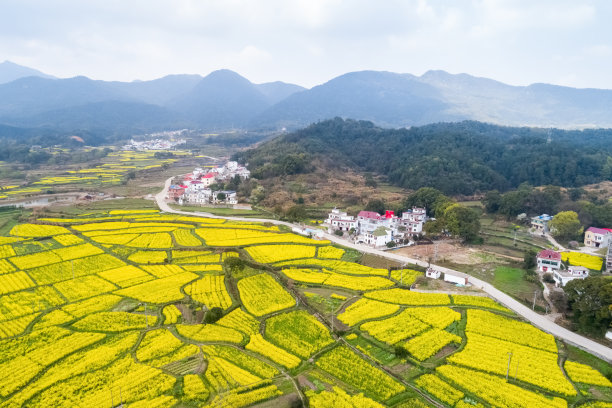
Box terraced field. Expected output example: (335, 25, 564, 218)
(0, 208, 610, 408)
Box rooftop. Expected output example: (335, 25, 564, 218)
(587, 226, 612, 235)
(358, 211, 382, 220)
(537, 249, 561, 261)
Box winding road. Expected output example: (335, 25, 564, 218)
(155, 177, 612, 363)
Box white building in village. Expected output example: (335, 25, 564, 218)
(552, 266, 589, 287)
(324, 207, 427, 248)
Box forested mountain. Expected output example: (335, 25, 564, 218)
(0, 66, 304, 134)
(235, 118, 612, 195)
(1, 62, 612, 135)
(255, 70, 612, 129)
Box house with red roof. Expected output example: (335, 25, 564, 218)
(584, 227, 612, 248)
(201, 173, 216, 187)
(536, 249, 561, 272)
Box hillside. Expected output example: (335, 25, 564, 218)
(235, 118, 612, 195)
(255, 70, 612, 129)
(2, 63, 612, 134)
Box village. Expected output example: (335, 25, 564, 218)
(324, 206, 427, 247)
(165, 161, 250, 206)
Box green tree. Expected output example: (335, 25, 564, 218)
(403, 187, 445, 216)
(565, 277, 612, 337)
(443, 204, 481, 242)
(285, 205, 307, 222)
(364, 199, 385, 215)
(523, 248, 538, 270)
(482, 190, 502, 213)
(549, 211, 583, 241)
(204, 307, 223, 323)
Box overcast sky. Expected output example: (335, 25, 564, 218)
(1, 0, 611, 89)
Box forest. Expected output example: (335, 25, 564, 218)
(235, 118, 612, 195)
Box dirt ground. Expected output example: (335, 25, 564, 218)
(394, 241, 502, 265)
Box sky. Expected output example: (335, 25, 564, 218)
(1, 0, 612, 89)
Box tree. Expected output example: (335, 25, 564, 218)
(365, 174, 378, 188)
(483, 190, 502, 213)
(285, 205, 307, 222)
(523, 248, 538, 270)
(250, 185, 265, 204)
(443, 204, 481, 242)
(565, 277, 612, 337)
(549, 211, 583, 241)
(216, 192, 226, 201)
(204, 307, 223, 323)
(404, 187, 445, 216)
(386, 241, 396, 248)
(364, 199, 385, 215)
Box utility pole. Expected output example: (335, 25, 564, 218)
(110, 388, 114, 408)
(72, 259, 74, 280)
(532, 291, 537, 310)
(145, 302, 148, 328)
(506, 352, 513, 381)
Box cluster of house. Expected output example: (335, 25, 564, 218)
(532, 214, 612, 250)
(536, 249, 590, 287)
(324, 207, 426, 247)
(122, 138, 186, 151)
(166, 161, 250, 206)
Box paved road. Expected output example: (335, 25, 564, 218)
(156, 177, 612, 362)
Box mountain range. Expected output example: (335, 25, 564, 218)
(1, 61, 612, 134)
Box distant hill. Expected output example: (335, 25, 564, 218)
(255, 81, 306, 105)
(254, 70, 612, 129)
(0, 68, 303, 133)
(235, 118, 612, 195)
(0, 60, 55, 84)
(169, 69, 272, 128)
(1, 64, 612, 134)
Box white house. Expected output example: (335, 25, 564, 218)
(584, 227, 612, 248)
(426, 267, 441, 279)
(531, 214, 553, 232)
(553, 266, 589, 287)
(212, 190, 237, 205)
(189, 180, 205, 191)
(201, 173, 216, 187)
(536, 249, 562, 272)
(360, 226, 393, 247)
(324, 208, 357, 232)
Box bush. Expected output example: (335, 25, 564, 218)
(542, 273, 555, 284)
(204, 307, 223, 323)
(334, 230, 344, 237)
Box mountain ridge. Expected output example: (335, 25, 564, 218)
(1, 61, 612, 133)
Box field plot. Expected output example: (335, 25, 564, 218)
(245, 244, 316, 263)
(0, 214, 609, 408)
(237, 273, 296, 316)
(184, 275, 232, 309)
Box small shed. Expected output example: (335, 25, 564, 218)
(426, 267, 441, 279)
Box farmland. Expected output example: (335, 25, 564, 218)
(0, 208, 610, 408)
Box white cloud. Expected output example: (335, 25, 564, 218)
(0, 0, 610, 88)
